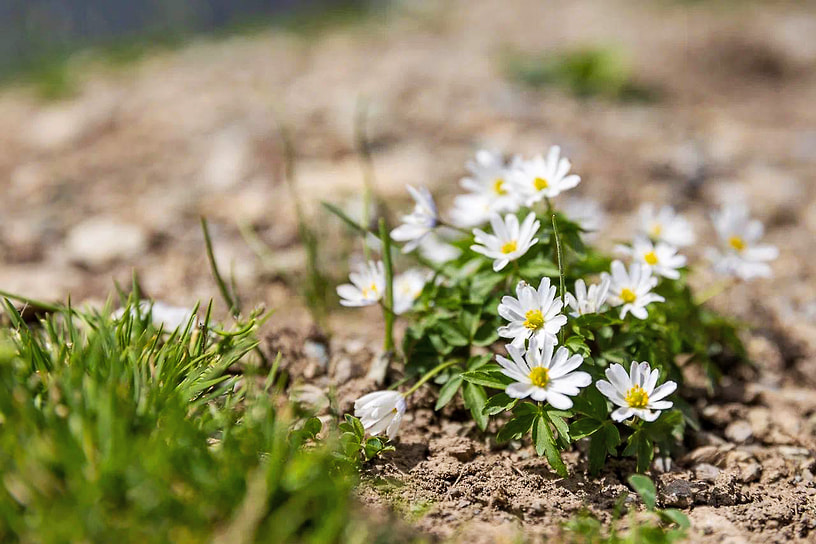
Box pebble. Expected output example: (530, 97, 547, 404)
(725, 420, 754, 444)
(695, 463, 723, 482)
(660, 479, 693, 508)
(65, 217, 148, 267)
(740, 463, 762, 483)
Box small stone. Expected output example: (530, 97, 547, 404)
(740, 463, 762, 483)
(695, 463, 722, 482)
(332, 356, 354, 384)
(65, 217, 148, 267)
(725, 420, 753, 444)
(661, 479, 693, 508)
(303, 339, 329, 369)
(530, 499, 546, 514)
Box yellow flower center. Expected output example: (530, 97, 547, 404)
(501, 241, 518, 254)
(533, 177, 549, 191)
(644, 251, 658, 265)
(529, 367, 550, 388)
(620, 288, 637, 304)
(625, 385, 649, 409)
(650, 223, 662, 238)
(729, 236, 746, 252)
(523, 309, 545, 330)
(493, 178, 507, 195)
(362, 283, 379, 298)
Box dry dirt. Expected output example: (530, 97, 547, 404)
(2, 1, 816, 542)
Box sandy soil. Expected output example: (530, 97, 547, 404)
(1, 1, 816, 541)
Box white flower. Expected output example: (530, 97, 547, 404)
(449, 150, 521, 228)
(471, 212, 540, 272)
(393, 269, 429, 315)
(418, 232, 461, 264)
(337, 260, 385, 307)
(496, 337, 591, 409)
(561, 197, 606, 239)
(706, 203, 778, 280)
(354, 390, 406, 440)
(498, 278, 567, 348)
(596, 361, 677, 422)
(637, 204, 695, 247)
(509, 146, 581, 206)
(616, 236, 686, 280)
(391, 185, 439, 253)
(565, 276, 611, 317)
(607, 260, 665, 319)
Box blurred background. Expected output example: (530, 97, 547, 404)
(0, 0, 814, 332)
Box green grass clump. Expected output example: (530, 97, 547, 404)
(0, 298, 364, 543)
(503, 47, 658, 101)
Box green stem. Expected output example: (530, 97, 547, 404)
(404, 359, 459, 397)
(378, 218, 395, 352)
(200, 217, 240, 318)
(552, 214, 567, 345)
(0, 290, 62, 313)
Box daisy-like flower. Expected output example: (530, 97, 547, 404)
(707, 203, 778, 280)
(391, 185, 439, 253)
(336, 260, 385, 307)
(498, 278, 568, 348)
(449, 150, 521, 228)
(637, 204, 695, 247)
(354, 390, 406, 440)
(471, 212, 540, 272)
(596, 361, 677, 422)
(565, 276, 611, 317)
(616, 236, 687, 280)
(561, 197, 606, 240)
(496, 337, 592, 409)
(509, 145, 581, 206)
(393, 269, 429, 315)
(607, 260, 665, 319)
(418, 232, 461, 264)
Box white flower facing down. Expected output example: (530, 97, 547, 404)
(498, 278, 568, 348)
(637, 203, 695, 247)
(354, 390, 406, 440)
(471, 212, 540, 272)
(450, 150, 521, 228)
(336, 260, 385, 307)
(510, 145, 581, 206)
(496, 337, 592, 409)
(616, 236, 687, 280)
(391, 185, 439, 253)
(565, 276, 611, 317)
(707, 203, 778, 280)
(596, 361, 677, 422)
(393, 269, 429, 315)
(607, 260, 665, 319)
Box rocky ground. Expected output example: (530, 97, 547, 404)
(2, 0, 816, 541)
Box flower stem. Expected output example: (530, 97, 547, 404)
(404, 359, 459, 397)
(378, 218, 395, 352)
(552, 214, 567, 345)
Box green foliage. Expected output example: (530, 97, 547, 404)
(0, 297, 390, 543)
(503, 47, 659, 101)
(563, 475, 689, 543)
(339, 414, 396, 466)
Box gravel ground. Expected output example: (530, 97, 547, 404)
(1, 1, 816, 541)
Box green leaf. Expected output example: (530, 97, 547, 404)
(627, 474, 657, 510)
(301, 417, 322, 439)
(588, 432, 608, 475)
(496, 412, 536, 443)
(535, 415, 568, 478)
(659, 509, 691, 529)
(545, 411, 571, 449)
(364, 437, 385, 460)
(463, 382, 488, 430)
(437, 322, 470, 347)
(466, 353, 493, 370)
(435, 374, 463, 411)
(570, 417, 603, 440)
(460, 369, 512, 390)
(483, 393, 517, 416)
(344, 414, 365, 441)
(573, 386, 608, 421)
(472, 321, 500, 346)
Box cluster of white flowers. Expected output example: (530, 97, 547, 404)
(336, 260, 428, 316)
(347, 146, 778, 442)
